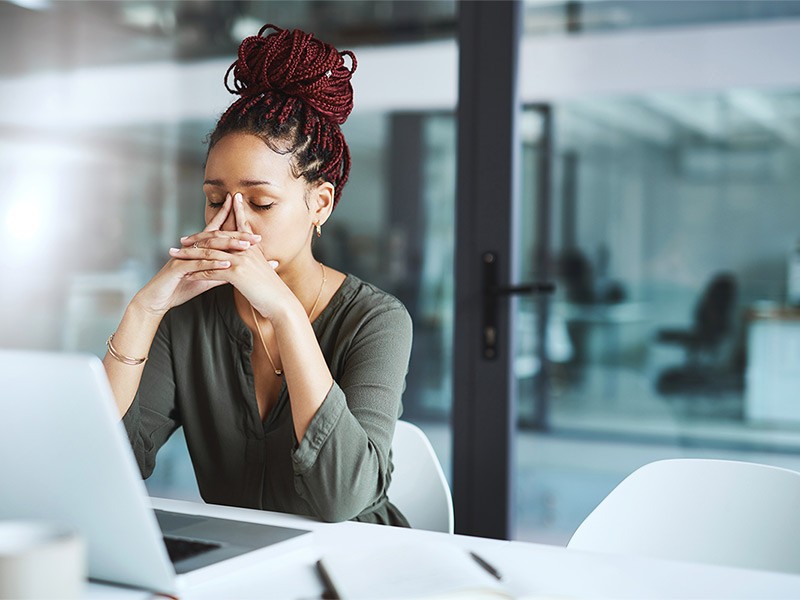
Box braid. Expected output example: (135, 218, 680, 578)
(211, 24, 356, 208)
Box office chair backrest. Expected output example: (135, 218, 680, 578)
(694, 272, 737, 344)
(389, 421, 454, 534)
(568, 459, 800, 574)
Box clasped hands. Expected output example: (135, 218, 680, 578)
(137, 192, 290, 319)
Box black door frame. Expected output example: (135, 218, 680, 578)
(452, 0, 522, 540)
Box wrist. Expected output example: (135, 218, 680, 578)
(107, 298, 163, 369)
(268, 298, 308, 332)
(128, 293, 168, 324)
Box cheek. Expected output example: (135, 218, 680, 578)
(249, 215, 303, 250)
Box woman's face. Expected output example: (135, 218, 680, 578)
(203, 132, 329, 269)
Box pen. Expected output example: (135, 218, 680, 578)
(469, 551, 503, 581)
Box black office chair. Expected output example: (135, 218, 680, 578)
(655, 272, 741, 394)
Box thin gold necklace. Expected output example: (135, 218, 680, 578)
(249, 262, 327, 377)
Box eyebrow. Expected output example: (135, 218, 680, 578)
(203, 179, 279, 188)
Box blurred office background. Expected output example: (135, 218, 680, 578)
(2, 0, 800, 543)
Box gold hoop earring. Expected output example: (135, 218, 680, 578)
(315, 222, 322, 238)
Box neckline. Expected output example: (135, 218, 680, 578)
(215, 273, 359, 344)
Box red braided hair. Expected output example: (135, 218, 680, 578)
(210, 24, 357, 208)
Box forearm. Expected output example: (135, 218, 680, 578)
(285, 304, 412, 521)
(292, 388, 390, 522)
(103, 296, 164, 418)
(272, 303, 334, 442)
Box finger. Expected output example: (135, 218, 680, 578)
(174, 258, 232, 273)
(178, 235, 258, 251)
(233, 192, 254, 234)
(169, 247, 234, 262)
(197, 259, 231, 270)
(202, 237, 252, 252)
(180, 230, 261, 248)
(204, 193, 232, 232)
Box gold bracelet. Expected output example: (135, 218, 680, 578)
(106, 334, 148, 366)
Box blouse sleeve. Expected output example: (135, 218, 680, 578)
(121, 311, 180, 479)
(291, 302, 413, 522)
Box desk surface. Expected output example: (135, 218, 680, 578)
(86, 497, 800, 599)
(746, 305, 800, 322)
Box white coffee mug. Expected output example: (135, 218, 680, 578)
(0, 521, 86, 599)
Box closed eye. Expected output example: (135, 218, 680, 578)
(250, 202, 275, 211)
(207, 199, 224, 209)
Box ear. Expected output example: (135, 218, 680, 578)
(310, 181, 335, 226)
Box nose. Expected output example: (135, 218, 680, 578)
(220, 204, 237, 231)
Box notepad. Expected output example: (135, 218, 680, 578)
(317, 541, 512, 599)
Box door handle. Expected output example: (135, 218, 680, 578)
(483, 251, 555, 359)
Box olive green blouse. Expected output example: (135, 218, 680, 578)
(122, 274, 412, 526)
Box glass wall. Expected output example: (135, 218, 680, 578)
(513, 89, 800, 543)
(511, 0, 800, 545)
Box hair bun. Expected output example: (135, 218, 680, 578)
(225, 24, 357, 125)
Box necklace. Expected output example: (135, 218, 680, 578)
(249, 262, 327, 377)
(307, 262, 327, 322)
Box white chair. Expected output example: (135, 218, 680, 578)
(389, 420, 454, 534)
(567, 458, 800, 574)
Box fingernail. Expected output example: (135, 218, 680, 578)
(226, 193, 231, 202)
(252, 234, 262, 241)
(235, 193, 243, 203)
(180, 236, 188, 242)
(268, 260, 279, 269)
(169, 247, 180, 254)
(220, 261, 231, 267)
(236, 240, 250, 248)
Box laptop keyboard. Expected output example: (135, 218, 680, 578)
(163, 536, 221, 563)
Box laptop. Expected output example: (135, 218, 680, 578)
(0, 349, 312, 595)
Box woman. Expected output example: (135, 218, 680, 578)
(103, 24, 412, 526)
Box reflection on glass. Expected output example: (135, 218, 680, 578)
(514, 90, 800, 544)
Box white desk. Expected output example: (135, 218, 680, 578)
(86, 497, 800, 599)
